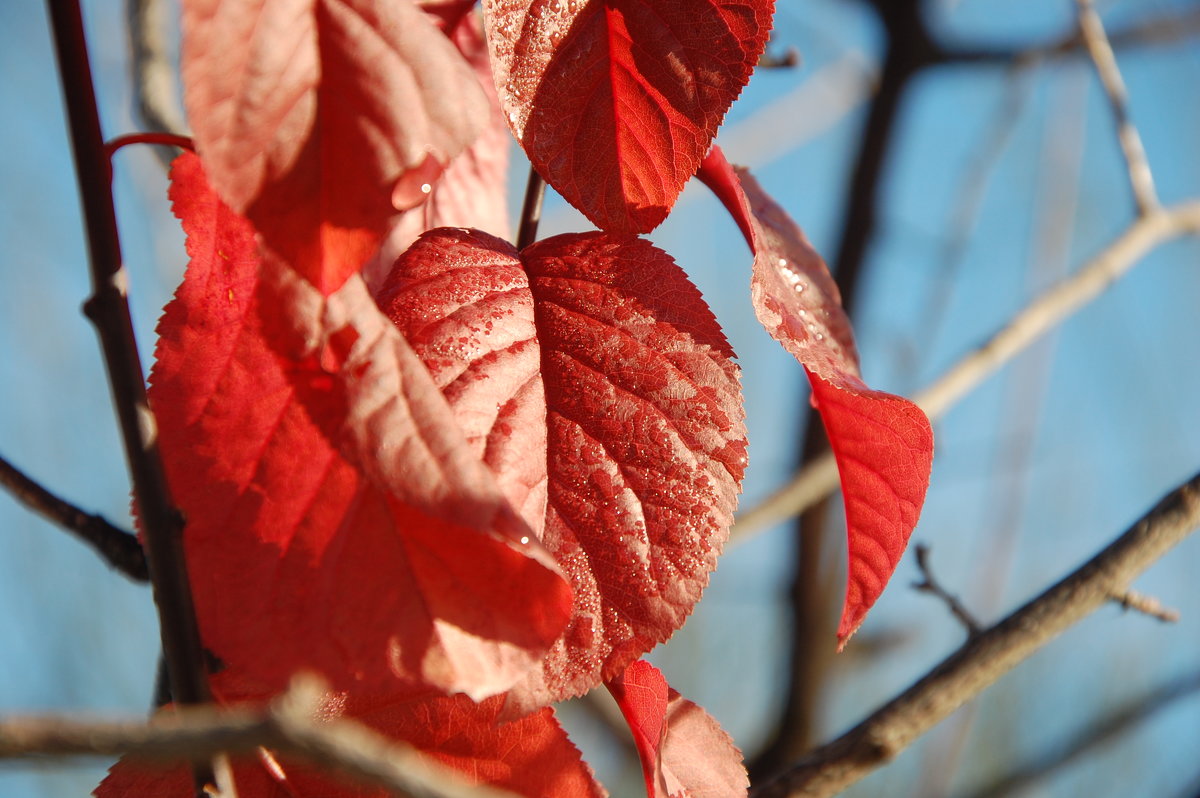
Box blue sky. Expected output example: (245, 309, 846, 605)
(1, 1, 1198, 796)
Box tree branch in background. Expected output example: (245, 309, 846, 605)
(938, 4, 1200, 66)
(0, 676, 517, 798)
(911, 545, 981, 637)
(1075, 0, 1159, 217)
(732, 199, 1200, 541)
(751, 471, 1200, 798)
(0, 453, 147, 582)
(47, 1, 214, 791)
(748, 0, 944, 780)
(127, 0, 188, 168)
(955, 668, 1200, 798)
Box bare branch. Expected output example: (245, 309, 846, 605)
(750, 471, 1200, 798)
(0, 453, 148, 581)
(911, 544, 982, 637)
(0, 676, 517, 798)
(732, 201, 1200, 541)
(1076, 0, 1159, 216)
(47, 7, 213, 793)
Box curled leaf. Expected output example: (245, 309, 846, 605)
(697, 147, 933, 645)
(606, 659, 747, 798)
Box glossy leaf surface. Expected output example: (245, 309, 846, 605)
(378, 229, 746, 712)
(482, 0, 774, 235)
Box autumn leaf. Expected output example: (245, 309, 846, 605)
(372, 9, 513, 286)
(606, 660, 747, 798)
(181, 0, 489, 295)
(151, 153, 571, 699)
(481, 0, 774, 236)
(96, 675, 606, 798)
(378, 229, 747, 713)
(697, 147, 933, 645)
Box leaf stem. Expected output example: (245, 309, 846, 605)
(515, 165, 546, 250)
(105, 132, 194, 160)
(45, 0, 214, 790)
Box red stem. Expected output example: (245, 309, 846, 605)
(105, 132, 195, 161)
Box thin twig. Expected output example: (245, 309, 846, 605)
(1076, 0, 1159, 217)
(758, 47, 800, 69)
(47, 0, 214, 791)
(911, 544, 982, 637)
(731, 201, 1200, 541)
(0, 676, 517, 798)
(0, 453, 148, 582)
(750, 471, 1200, 797)
(1109, 588, 1179, 623)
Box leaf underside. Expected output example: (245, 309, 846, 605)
(697, 147, 933, 644)
(606, 659, 748, 798)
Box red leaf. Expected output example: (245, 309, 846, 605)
(182, 0, 489, 294)
(152, 153, 571, 699)
(378, 229, 747, 713)
(697, 147, 933, 645)
(481, 0, 774, 236)
(606, 660, 747, 798)
(96, 678, 606, 798)
(370, 10, 513, 287)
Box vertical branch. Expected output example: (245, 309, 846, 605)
(45, 0, 215, 790)
(515, 166, 546, 250)
(1076, 0, 1158, 217)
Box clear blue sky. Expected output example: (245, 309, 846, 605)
(1, 1, 1198, 796)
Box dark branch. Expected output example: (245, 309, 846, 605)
(912, 544, 982, 637)
(515, 166, 546, 250)
(47, 0, 213, 790)
(0, 453, 147, 582)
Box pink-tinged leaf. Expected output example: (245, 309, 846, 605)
(606, 660, 748, 798)
(152, 154, 571, 699)
(697, 147, 933, 645)
(370, 10, 513, 288)
(97, 677, 606, 798)
(378, 230, 747, 713)
(182, 0, 489, 294)
(481, 0, 774, 236)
